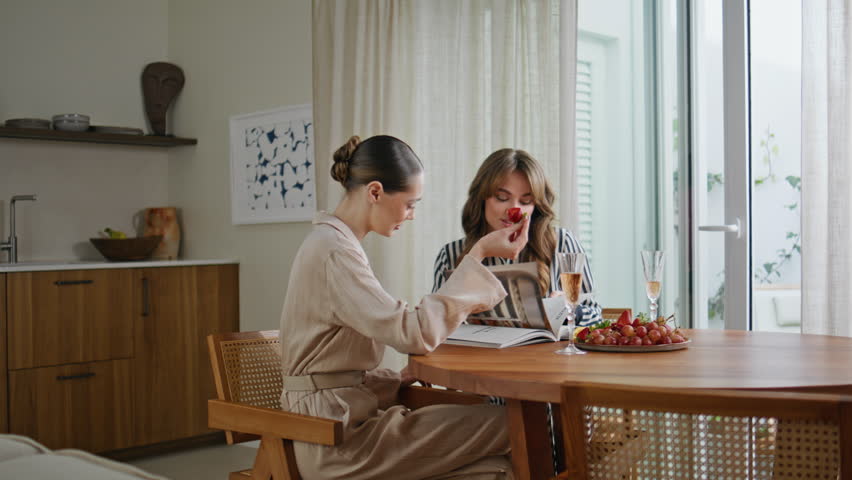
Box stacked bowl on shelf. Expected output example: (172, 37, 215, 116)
(4, 118, 52, 129)
(4, 114, 143, 136)
(52, 113, 90, 132)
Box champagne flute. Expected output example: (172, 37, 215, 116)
(641, 250, 665, 321)
(555, 252, 587, 355)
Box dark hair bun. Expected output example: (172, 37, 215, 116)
(331, 135, 361, 185)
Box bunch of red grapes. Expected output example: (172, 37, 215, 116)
(576, 311, 688, 346)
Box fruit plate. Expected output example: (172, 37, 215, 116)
(574, 339, 690, 353)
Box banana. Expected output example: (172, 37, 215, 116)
(104, 227, 127, 239)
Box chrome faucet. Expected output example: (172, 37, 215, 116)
(1, 194, 38, 263)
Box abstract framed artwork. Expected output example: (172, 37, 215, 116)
(229, 104, 316, 224)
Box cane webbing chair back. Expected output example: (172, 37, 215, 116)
(208, 330, 284, 444)
(207, 330, 486, 480)
(208, 330, 344, 480)
(558, 382, 852, 480)
(220, 332, 282, 409)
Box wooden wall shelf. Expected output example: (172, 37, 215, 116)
(0, 127, 197, 148)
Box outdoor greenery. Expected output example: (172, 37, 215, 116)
(707, 128, 801, 320)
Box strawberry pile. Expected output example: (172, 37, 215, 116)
(575, 310, 688, 346)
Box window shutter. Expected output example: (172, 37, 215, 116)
(576, 60, 594, 259)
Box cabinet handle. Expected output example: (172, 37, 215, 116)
(56, 372, 96, 381)
(142, 277, 150, 317)
(54, 280, 94, 286)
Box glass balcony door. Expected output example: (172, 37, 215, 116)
(692, 0, 802, 331)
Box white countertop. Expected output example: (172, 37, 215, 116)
(0, 259, 238, 273)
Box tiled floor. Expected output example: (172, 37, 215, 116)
(127, 440, 258, 480)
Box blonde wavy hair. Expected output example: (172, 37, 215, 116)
(459, 148, 557, 294)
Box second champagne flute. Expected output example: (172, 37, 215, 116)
(641, 250, 665, 320)
(554, 252, 587, 355)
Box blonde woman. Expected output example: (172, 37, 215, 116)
(433, 148, 603, 326)
(279, 135, 528, 479)
(432, 148, 603, 474)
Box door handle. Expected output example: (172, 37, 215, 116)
(56, 372, 96, 381)
(54, 279, 94, 286)
(698, 218, 742, 238)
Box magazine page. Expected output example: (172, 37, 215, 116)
(463, 262, 553, 332)
(442, 262, 573, 348)
(445, 324, 558, 348)
(542, 296, 571, 338)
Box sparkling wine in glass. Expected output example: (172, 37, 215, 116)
(555, 252, 587, 355)
(641, 250, 665, 321)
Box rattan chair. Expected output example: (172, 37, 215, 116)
(554, 382, 852, 480)
(600, 308, 632, 321)
(207, 330, 485, 480)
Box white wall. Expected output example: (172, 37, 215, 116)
(0, 0, 168, 125)
(577, 0, 651, 313)
(0, 142, 168, 261)
(0, 0, 170, 261)
(168, 0, 313, 332)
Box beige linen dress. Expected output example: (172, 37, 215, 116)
(279, 212, 515, 480)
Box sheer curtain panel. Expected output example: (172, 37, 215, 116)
(801, 0, 852, 336)
(313, 0, 577, 368)
(313, 0, 575, 298)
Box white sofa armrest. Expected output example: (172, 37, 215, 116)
(0, 434, 50, 462)
(1, 454, 168, 480)
(0, 434, 168, 480)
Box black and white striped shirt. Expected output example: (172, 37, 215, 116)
(432, 227, 603, 326)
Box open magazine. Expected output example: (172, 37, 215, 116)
(444, 262, 572, 348)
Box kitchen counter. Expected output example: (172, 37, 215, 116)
(0, 259, 238, 273)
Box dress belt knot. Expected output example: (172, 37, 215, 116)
(283, 370, 366, 392)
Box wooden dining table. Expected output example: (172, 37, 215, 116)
(407, 329, 852, 480)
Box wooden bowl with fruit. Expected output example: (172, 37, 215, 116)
(574, 310, 690, 352)
(90, 228, 163, 261)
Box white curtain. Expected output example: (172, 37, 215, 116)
(801, 0, 852, 336)
(313, 0, 577, 367)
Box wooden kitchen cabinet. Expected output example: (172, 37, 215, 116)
(7, 269, 135, 369)
(9, 359, 134, 452)
(3, 263, 239, 453)
(133, 264, 239, 445)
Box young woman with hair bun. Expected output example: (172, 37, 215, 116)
(279, 135, 524, 479)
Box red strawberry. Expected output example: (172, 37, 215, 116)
(577, 327, 590, 342)
(506, 208, 529, 241)
(507, 207, 523, 223)
(616, 310, 631, 326)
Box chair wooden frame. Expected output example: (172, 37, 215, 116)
(207, 330, 485, 480)
(600, 308, 632, 321)
(555, 382, 852, 480)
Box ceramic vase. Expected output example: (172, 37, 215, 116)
(144, 207, 181, 260)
